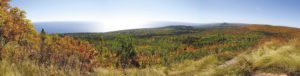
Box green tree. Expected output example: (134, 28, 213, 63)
(39, 28, 49, 64)
(41, 28, 47, 41)
(115, 35, 139, 69)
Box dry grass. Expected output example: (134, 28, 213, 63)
(92, 55, 220, 76)
(210, 39, 300, 75)
(0, 60, 81, 76)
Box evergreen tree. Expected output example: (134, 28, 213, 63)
(40, 28, 48, 64)
(116, 35, 139, 69)
(41, 28, 46, 41)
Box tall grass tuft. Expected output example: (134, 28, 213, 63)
(0, 60, 82, 76)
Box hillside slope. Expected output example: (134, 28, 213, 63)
(65, 24, 300, 68)
(92, 38, 300, 76)
(69, 24, 300, 76)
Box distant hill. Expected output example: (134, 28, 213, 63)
(34, 21, 204, 34)
(143, 21, 202, 27)
(106, 23, 249, 34)
(35, 21, 234, 34)
(34, 21, 295, 34)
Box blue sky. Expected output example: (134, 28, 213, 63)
(10, 0, 300, 29)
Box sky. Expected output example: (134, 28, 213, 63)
(9, 0, 300, 31)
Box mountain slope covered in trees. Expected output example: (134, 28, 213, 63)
(65, 24, 300, 67)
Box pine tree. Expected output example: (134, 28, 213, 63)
(41, 28, 47, 41)
(40, 28, 48, 64)
(116, 35, 139, 69)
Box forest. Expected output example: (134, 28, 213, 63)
(1, 0, 300, 76)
